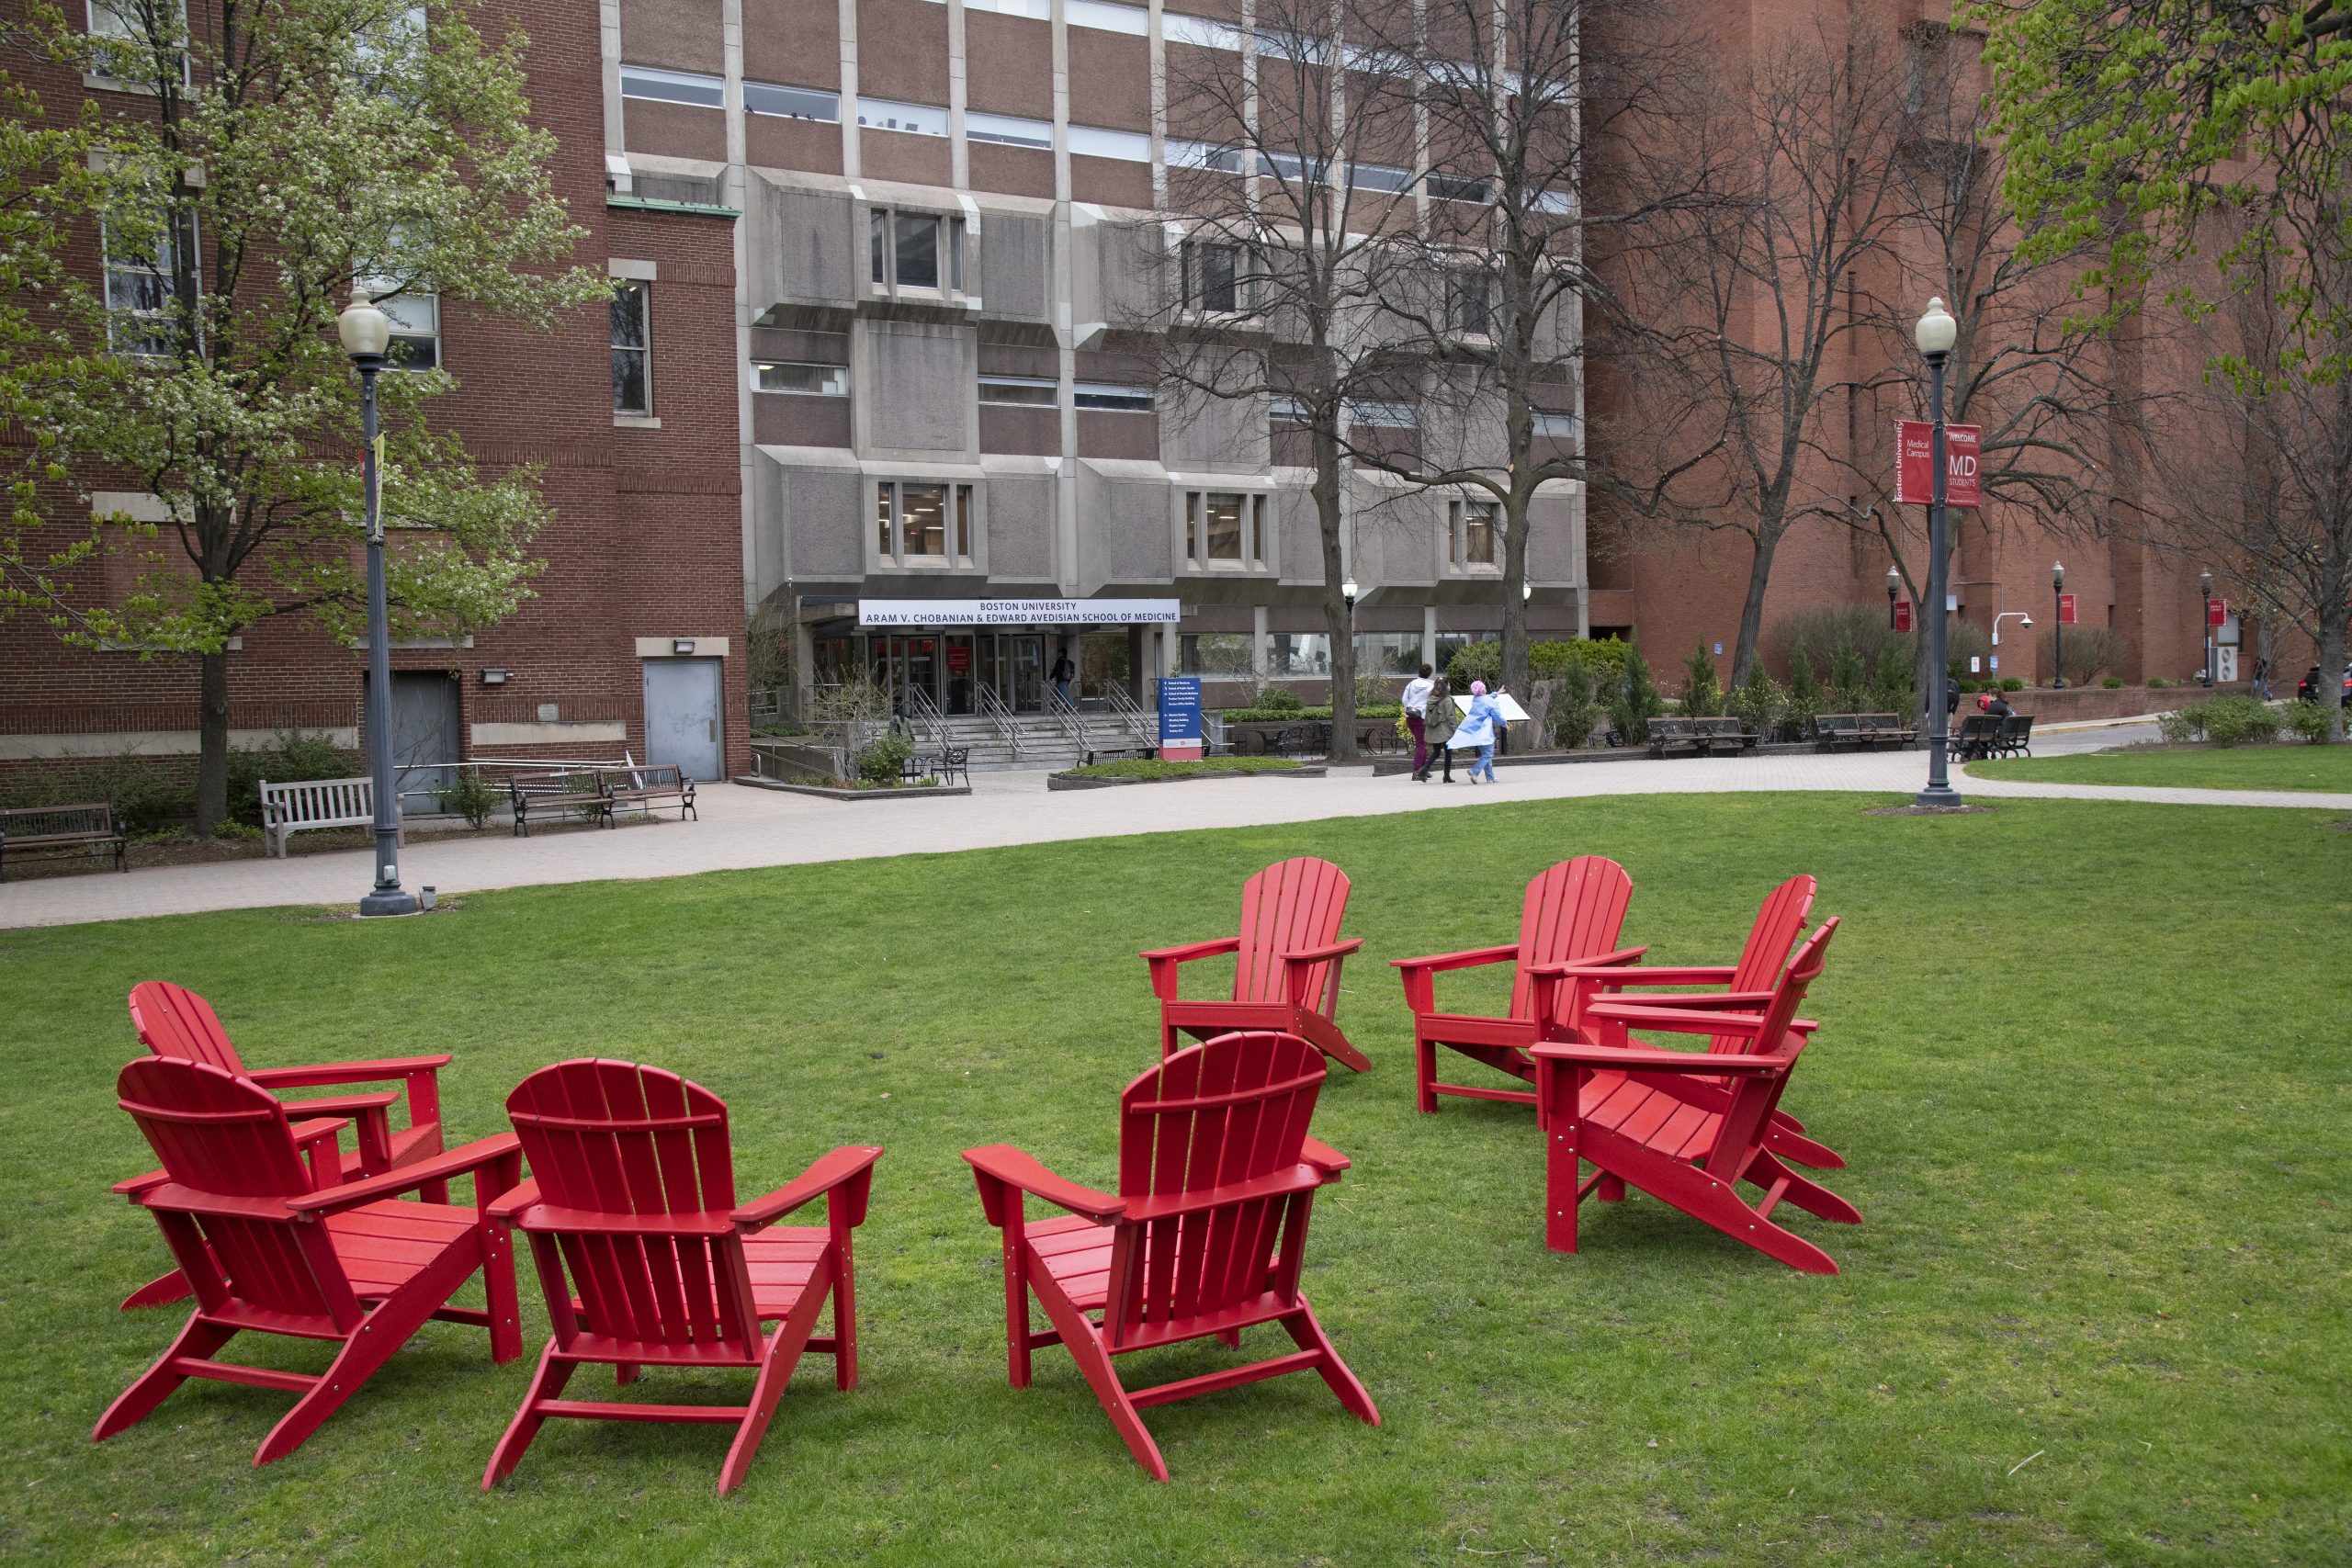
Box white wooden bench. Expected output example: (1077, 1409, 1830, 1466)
(261, 776, 401, 858)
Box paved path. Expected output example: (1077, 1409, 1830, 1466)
(5, 720, 2343, 931)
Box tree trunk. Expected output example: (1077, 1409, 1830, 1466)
(1314, 425, 1358, 762)
(2320, 592, 2348, 745)
(1501, 489, 1531, 698)
(195, 648, 232, 835)
(1731, 524, 1783, 687)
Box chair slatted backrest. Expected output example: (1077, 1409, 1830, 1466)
(116, 1057, 356, 1326)
(1108, 1032, 1325, 1346)
(504, 1060, 761, 1362)
(1704, 918, 1838, 1171)
(1231, 857, 1351, 1010)
(129, 981, 246, 1074)
(1510, 856, 1634, 1021)
(1711, 875, 1817, 1057)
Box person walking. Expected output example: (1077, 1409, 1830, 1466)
(1401, 662, 1437, 780)
(1050, 645, 1077, 706)
(1449, 680, 1505, 784)
(2252, 655, 2273, 701)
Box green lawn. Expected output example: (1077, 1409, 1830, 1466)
(2, 795, 2346, 1566)
(1060, 755, 1305, 779)
(1969, 743, 2352, 792)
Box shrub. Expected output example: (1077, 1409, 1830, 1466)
(2146, 676, 2169, 689)
(2280, 700, 2334, 744)
(2102, 676, 2124, 689)
(1566, 637, 1630, 682)
(1352, 672, 1392, 713)
(1869, 643, 1915, 714)
(1549, 663, 1599, 749)
(1998, 677, 2025, 693)
(1725, 660, 1782, 740)
(1827, 637, 1869, 713)
(854, 732, 913, 784)
(1782, 652, 1823, 741)
(1444, 641, 1498, 693)
(2036, 623, 2128, 687)
(2158, 694, 2283, 748)
(1679, 643, 1722, 716)
(1610, 641, 1664, 743)
(1770, 604, 1902, 678)
(1254, 684, 1307, 714)
(226, 729, 357, 829)
(435, 769, 504, 829)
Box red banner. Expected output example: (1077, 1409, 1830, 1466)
(1894, 420, 1983, 508)
(2057, 592, 2077, 626)
(1893, 600, 1913, 633)
(2208, 596, 2228, 628)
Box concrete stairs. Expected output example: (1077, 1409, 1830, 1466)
(910, 711, 1154, 772)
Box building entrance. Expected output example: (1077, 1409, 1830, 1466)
(815, 626, 1070, 716)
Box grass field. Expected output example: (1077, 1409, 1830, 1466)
(1969, 743, 2352, 792)
(2, 794, 2346, 1567)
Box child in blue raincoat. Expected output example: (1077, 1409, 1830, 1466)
(1449, 681, 1505, 783)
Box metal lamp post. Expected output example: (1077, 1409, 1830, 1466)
(1915, 298, 1962, 807)
(2199, 569, 2215, 687)
(1886, 564, 1900, 630)
(339, 288, 418, 918)
(2052, 562, 2065, 687)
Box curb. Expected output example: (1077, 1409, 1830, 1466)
(1048, 766, 1324, 790)
(731, 776, 972, 801)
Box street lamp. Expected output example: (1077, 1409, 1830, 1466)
(2199, 568, 2215, 687)
(1913, 297, 1961, 807)
(1885, 565, 1901, 629)
(1341, 575, 1359, 610)
(2051, 562, 2065, 687)
(339, 287, 417, 918)
(1993, 612, 2032, 645)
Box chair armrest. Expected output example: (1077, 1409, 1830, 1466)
(114, 1168, 174, 1197)
(732, 1145, 884, 1231)
(1577, 964, 1738, 987)
(506, 1203, 732, 1237)
(1614, 991, 1778, 1010)
(1531, 1039, 1791, 1075)
(273, 1090, 401, 1117)
(1139, 936, 1241, 964)
(1281, 938, 1363, 966)
(247, 1055, 451, 1089)
(128, 1184, 297, 1220)
(1299, 1135, 1351, 1176)
(1524, 947, 1652, 977)
(486, 1178, 540, 1222)
(1582, 1001, 1770, 1038)
(963, 1144, 1125, 1225)
(1390, 944, 1520, 976)
(287, 1133, 523, 1213)
(1123, 1165, 1323, 1223)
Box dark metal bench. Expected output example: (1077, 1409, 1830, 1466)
(1813, 714, 1863, 751)
(508, 770, 612, 836)
(1692, 716, 1760, 754)
(1857, 713, 1918, 748)
(1951, 714, 2003, 761)
(0, 802, 127, 881)
(1082, 744, 1158, 766)
(600, 763, 696, 822)
(1996, 714, 2034, 757)
(1645, 716, 1703, 758)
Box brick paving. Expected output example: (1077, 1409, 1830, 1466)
(5, 722, 2342, 931)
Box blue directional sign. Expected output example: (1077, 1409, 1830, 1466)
(1158, 677, 1203, 747)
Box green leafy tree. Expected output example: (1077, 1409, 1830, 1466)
(1611, 639, 1664, 742)
(1548, 661, 1599, 749)
(2, 0, 608, 829)
(1827, 637, 1869, 712)
(1868, 641, 1914, 714)
(1679, 642, 1722, 716)
(1783, 649, 1823, 741)
(1725, 657, 1781, 739)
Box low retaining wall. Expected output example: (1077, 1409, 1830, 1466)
(2007, 683, 2230, 723)
(1049, 766, 1325, 790)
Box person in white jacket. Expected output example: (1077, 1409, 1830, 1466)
(1400, 663, 1437, 779)
(1449, 681, 1506, 784)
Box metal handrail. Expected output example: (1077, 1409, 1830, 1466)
(1098, 682, 1159, 749)
(977, 682, 1024, 761)
(906, 685, 953, 756)
(1046, 688, 1092, 752)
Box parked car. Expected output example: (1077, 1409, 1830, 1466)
(2298, 663, 2352, 706)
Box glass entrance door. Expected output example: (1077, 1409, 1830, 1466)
(985, 633, 1046, 712)
(944, 634, 976, 714)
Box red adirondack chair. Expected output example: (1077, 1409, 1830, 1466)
(963, 1030, 1379, 1481)
(484, 1060, 882, 1496)
(95, 1056, 523, 1465)
(1392, 856, 1645, 1115)
(1532, 874, 1842, 1170)
(1143, 856, 1370, 1072)
(1531, 918, 1860, 1274)
(120, 981, 458, 1309)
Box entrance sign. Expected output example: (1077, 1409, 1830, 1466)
(858, 597, 1180, 627)
(2057, 592, 2077, 625)
(1158, 676, 1203, 760)
(1894, 420, 1983, 508)
(1894, 600, 1913, 633)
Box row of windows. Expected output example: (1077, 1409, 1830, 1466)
(876, 480, 977, 564)
(1182, 631, 1491, 679)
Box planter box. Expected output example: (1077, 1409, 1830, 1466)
(733, 776, 970, 801)
(1048, 766, 1325, 791)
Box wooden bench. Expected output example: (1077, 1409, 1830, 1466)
(1645, 716, 1703, 757)
(0, 802, 127, 881)
(1857, 712, 1918, 748)
(260, 776, 396, 858)
(598, 763, 696, 822)
(507, 770, 612, 837)
(1996, 714, 2034, 756)
(1692, 716, 1760, 754)
(1951, 714, 2003, 760)
(1813, 713, 1861, 751)
(1081, 744, 1158, 766)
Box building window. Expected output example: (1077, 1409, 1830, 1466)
(1184, 491, 1265, 568)
(1348, 399, 1419, 429)
(877, 480, 976, 565)
(356, 231, 439, 371)
(87, 0, 190, 87)
(1353, 633, 1425, 676)
(1270, 393, 1309, 425)
(101, 211, 191, 359)
(855, 96, 950, 136)
(1268, 633, 1330, 676)
(1532, 409, 1577, 439)
(869, 209, 964, 295)
(618, 65, 725, 107)
(979, 374, 1057, 405)
(611, 281, 650, 413)
(1180, 632, 1255, 675)
(1073, 381, 1152, 412)
(754, 360, 847, 395)
(743, 81, 839, 121)
(966, 110, 1054, 149)
(1451, 498, 1498, 568)
(1446, 270, 1492, 336)
(1068, 123, 1151, 163)
(1183, 240, 1249, 314)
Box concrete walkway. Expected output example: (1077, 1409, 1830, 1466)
(5, 720, 2343, 931)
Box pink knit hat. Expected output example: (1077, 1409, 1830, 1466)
(1470, 680, 1487, 695)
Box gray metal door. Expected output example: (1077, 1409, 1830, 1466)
(365, 672, 461, 818)
(643, 658, 723, 780)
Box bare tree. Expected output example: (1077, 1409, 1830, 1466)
(1146, 0, 1425, 760)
